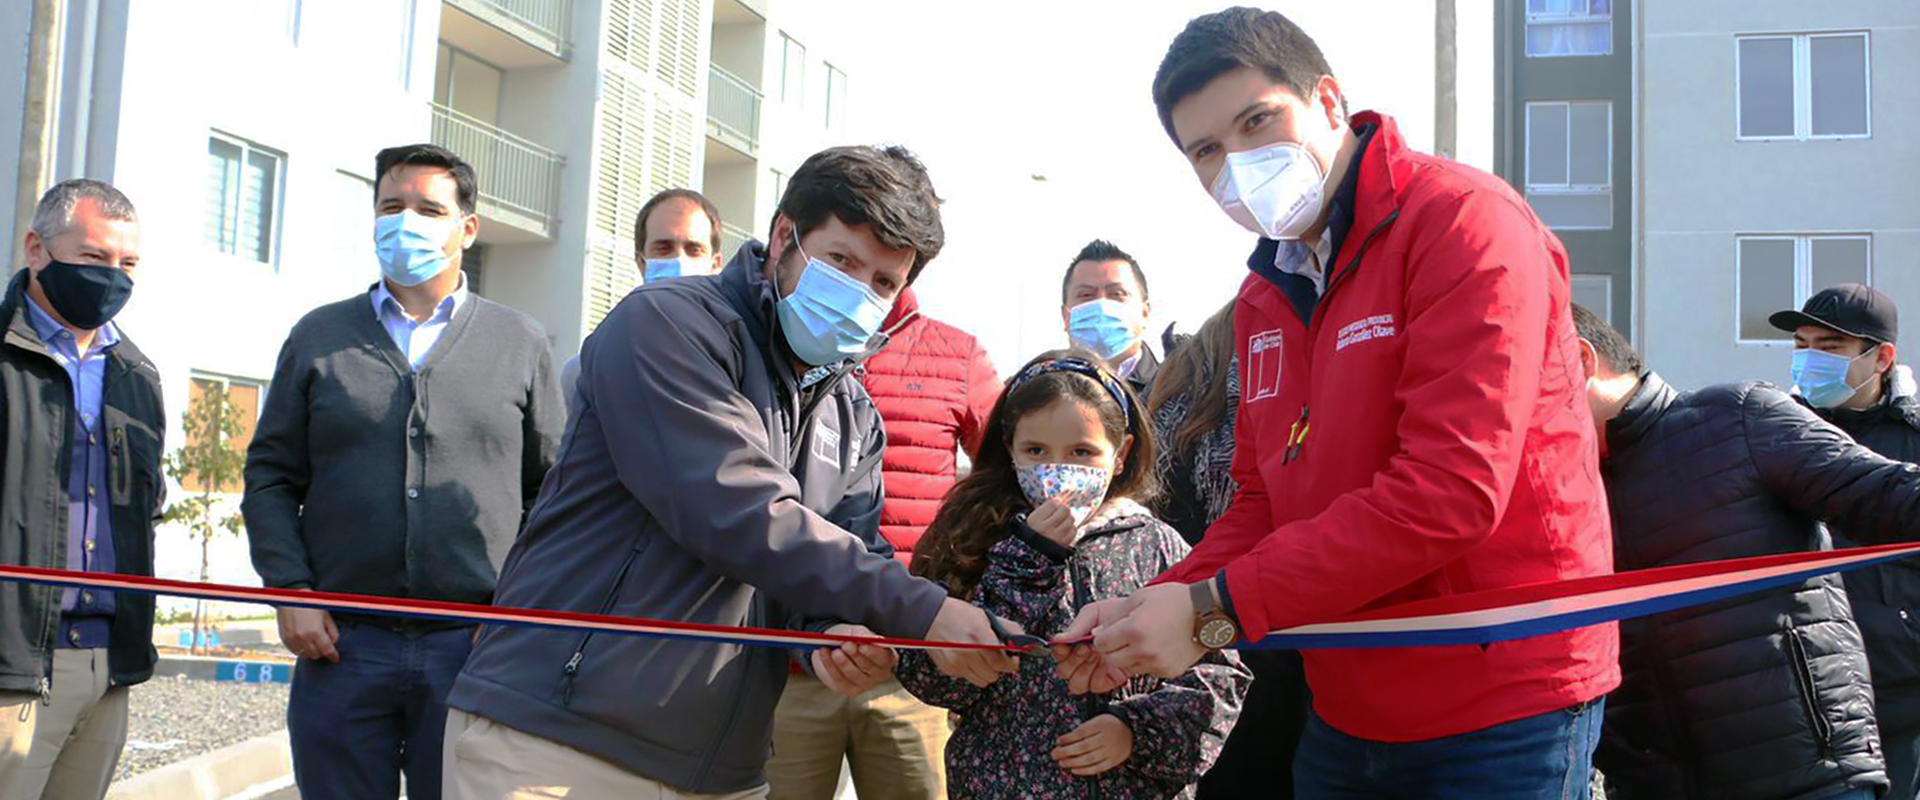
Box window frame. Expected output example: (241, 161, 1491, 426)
(780, 32, 806, 108)
(1523, 100, 1613, 231)
(1571, 274, 1614, 324)
(1524, 0, 1612, 58)
(1734, 31, 1871, 142)
(205, 131, 287, 269)
(823, 62, 846, 129)
(181, 372, 270, 496)
(1733, 232, 1873, 345)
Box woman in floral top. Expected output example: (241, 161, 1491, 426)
(900, 350, 1248, 800)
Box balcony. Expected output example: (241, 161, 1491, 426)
(720, 222, 756, 261)
(706, 65, 761, 157)
(430, 102, 565, 242)
(442, 0, 572, 66)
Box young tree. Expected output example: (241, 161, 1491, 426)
(161, 383, 247, 655)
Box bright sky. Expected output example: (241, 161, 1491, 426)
(822, 0, 1494, 373)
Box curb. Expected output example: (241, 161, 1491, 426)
(107, 728, 293, 800)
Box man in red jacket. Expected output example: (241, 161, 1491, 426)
(1056, 9, 1618, 797)
(766, 287, 999, 800)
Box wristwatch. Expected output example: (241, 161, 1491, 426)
(1190, 581, 1241, 651)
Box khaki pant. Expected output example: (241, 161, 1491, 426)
(445, 708, 769, 800)
(0, 648, 130, 800)
(767, 675, 949, 800)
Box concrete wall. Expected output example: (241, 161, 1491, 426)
(1639, 0, 1920, 390)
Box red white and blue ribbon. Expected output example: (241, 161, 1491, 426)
(3, 541, 1919, 653)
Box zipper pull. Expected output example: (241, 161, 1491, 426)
(559, 650, 585, 705)
(36, 675, 51, 706)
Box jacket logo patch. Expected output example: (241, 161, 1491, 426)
(812, 420, 842, 468)
(1335, 314, 1397, 352)
(1247, 329, 1285, 403)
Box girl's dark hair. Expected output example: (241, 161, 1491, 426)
(911, 349, 1159, 598)
(1147, 299, 1237, 458)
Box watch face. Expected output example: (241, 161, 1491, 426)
(1198, 618, 1238, 650)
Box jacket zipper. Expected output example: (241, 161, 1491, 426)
(1278, 211, 1398, 469)
(1784, 625, 1835, 757)
(556, 548, 640, 706)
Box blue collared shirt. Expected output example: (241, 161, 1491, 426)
(25, 296, 120, 647)
(371, 277, 469, 370)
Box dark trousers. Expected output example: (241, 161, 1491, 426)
(1198, 650, 1310, 800)
(288, 622, 474, 800)
(1293, 698, 1605, 800)
(1887, 727, 1920, 800)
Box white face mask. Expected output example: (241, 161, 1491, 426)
(1210, 140, 1328, 240)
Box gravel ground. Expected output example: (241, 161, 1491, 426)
(117, 674, 290, 781)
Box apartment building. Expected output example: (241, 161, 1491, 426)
(0, 0, 856, 592)
(1496, 0, 1919, 389)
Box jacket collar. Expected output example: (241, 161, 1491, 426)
(883, 286, 920, 330)
(1606, 371, 1676, 457)
(1821, 379, 1919, 430)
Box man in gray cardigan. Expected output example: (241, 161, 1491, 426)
(243, 143, 562, 800)
(445, 145, 1017, 799)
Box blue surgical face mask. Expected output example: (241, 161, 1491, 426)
(643, 256, 707, 283)
(1067, 299, 1143, 361)
(774, 230, 890, 366)
(1791, 347, 1873, 408)
(374, 210, 462, 287)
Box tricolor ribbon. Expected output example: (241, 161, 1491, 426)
(2, 541, 1917, 653)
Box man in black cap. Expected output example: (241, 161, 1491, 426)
(1772, 283, 1920, 799)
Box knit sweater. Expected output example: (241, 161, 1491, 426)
(243, 287, 563, 611)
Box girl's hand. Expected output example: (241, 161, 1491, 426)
(1050, 714, 1133, 776)
(1028, 499, 1077, 547)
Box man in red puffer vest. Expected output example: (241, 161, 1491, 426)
(766, 286, 1000, 800)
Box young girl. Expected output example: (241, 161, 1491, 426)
(899, 350, 1249, 800)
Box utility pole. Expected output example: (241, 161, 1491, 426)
(13, 0, 68, 262)
(1435, 0, 1458, 161)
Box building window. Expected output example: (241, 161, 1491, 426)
(434, 42, 504, 124)
(1524, 101, 1611, 230)
(182, 374, 265, 494)
(823, 63, 847, 129)
(1737, 234, 1871, 342)
(1572, 275, 1613, 324)
(771, 168, 788, 205)
(1737, 32, 1869, 140)
(205, 134, 283, 265)
(780, 33, 806, 108)
(1525, 0, 1610, 57)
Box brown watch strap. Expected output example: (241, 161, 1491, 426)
(1190, 581, 1218, 618)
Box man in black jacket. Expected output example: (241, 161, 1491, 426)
(1772, 284, 1920, 799)
(1573, 303, 1920, 800)
(0, 180, 165, 800)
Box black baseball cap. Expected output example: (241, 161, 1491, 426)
(1770, 284, 1898, 344)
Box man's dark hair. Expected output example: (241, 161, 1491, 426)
(1572, 304, 1645, 376)
(774, 145, 944, 283)
(374, 144, 478, 215)
(635, 188, 723, 258)
(1061, 240, 1150, 304)
(1151, 7, 1337, 146)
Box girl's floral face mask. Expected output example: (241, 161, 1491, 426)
(1015, 462, 1111, 528)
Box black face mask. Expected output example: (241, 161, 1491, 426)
(36, 259, 133, 330)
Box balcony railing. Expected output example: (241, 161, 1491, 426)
(707, 65, 761, 156)
(445, 0, 572, 61)
(720, 222, 756, 262)
(430, 102, 564, 240)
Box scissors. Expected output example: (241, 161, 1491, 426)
(985, 613, 1049, 657)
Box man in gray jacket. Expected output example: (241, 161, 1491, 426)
(244, 143, 563, 800)
(446, 145, 1016, 798)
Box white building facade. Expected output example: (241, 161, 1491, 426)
(0, 0, 858, 595)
